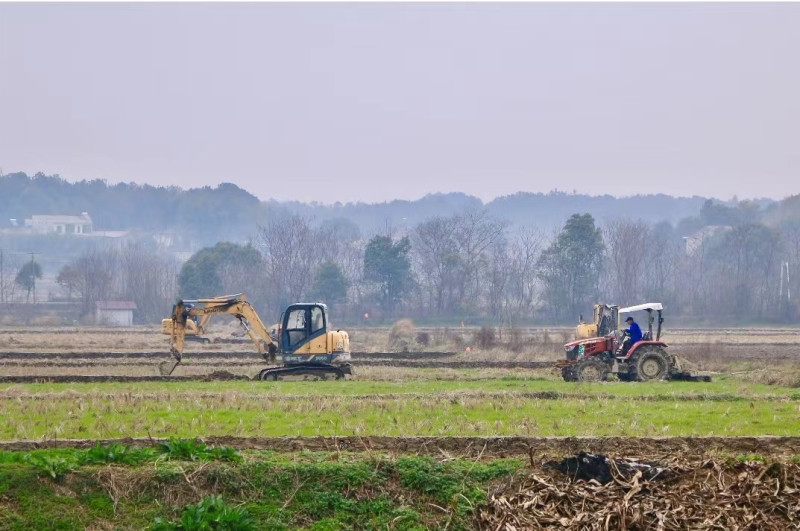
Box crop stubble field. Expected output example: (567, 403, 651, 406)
(0, 324, 799, 529)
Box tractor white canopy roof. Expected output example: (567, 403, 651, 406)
(619, 302, 663, 313)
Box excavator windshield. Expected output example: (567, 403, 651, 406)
(281, 303, 329, 352)
(285, 308, 308, 349)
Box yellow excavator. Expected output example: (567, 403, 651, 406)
(161, 314, 214, 344)
(575, 303, 619, 340)
(163, 293, 352, 380)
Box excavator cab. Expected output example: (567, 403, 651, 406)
(278, 302, 351, 374)
(281, 303, 328, 352)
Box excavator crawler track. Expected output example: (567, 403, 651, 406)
(258, 363, 353, 381)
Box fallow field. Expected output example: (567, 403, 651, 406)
(0, 323, 798, 529)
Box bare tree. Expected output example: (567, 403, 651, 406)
(117, 242, 179, 323)
(0, 253, 23, 303)
(57, 265, 83, 301)
(258, 216, 317, 313)
(702, 224, 782, 320)
(641, 222, 682, 309)
(603, 219, 650, 306)
(413, 216, 460, 314)
(502, 227, 544, 324)
(412, 212, 507, 317)
(452, 212, 508, 307)
(73, 249, 118, 316)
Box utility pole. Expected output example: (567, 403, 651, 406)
(0, 248, 4, 304)
(786, 262, 791, 303)
(30, 252, 36, 304)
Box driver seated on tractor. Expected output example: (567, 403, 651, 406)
(620, 316, 643, 356)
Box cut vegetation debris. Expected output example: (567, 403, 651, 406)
(479, 453, 800, 530)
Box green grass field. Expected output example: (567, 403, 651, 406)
(2, 376, 798, 440)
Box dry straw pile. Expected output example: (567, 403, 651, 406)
(478, 452, 799, 530)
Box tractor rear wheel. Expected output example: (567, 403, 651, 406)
(630, 346, 671, 382)
(573, 357, 609, 382)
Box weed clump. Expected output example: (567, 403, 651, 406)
(81, 442, 156, 465)
(159, 438, 242, 462)
(23, 453, 75, 481)
(152, 495, 256, 531)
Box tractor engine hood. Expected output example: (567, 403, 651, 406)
(564, 336, 609, 351)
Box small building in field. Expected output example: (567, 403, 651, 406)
(682, 225, 732, 255)
(95, 300, 137, 327)
(24, 212, 93, 234)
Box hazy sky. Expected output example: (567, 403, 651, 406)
(1, 3, 798, 203)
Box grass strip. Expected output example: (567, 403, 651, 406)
(1, 392, 798, 440)
(0, 447, 521, 530)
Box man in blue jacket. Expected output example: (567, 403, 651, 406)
(621, 316, 643, 356)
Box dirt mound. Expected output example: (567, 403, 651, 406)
(203, 370, 249, 381)
(479, 455, 800, 530)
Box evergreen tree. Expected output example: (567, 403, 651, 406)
(537, 214, 604, 322)
(311, 261, 349, 307)
(15, 260, 43, 303)
(363, 235, 412, 314)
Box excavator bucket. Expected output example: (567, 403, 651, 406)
(158, 359, 181, 376)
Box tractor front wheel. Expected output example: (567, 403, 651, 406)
(573, 357, 609, 382)
(630, 346, 671, 382)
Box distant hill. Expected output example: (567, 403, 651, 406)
(0, 172, 781, 248)
(272, 191, 762, 235)
(486, 192, 711, 228)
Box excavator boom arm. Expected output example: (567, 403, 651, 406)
(167, 294, 277, 375)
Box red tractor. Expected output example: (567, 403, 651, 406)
(559, 303, 677, 382)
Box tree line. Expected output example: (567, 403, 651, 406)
(1, 172, 752, 249)
(34, 204, 800, 326)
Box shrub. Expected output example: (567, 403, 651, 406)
(474, 326, 496, 349)
(508, 327, 524, 353)
(415, 331, 431, 347)
(450, 332, 464, 349)
(387, 319, 415, 352)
